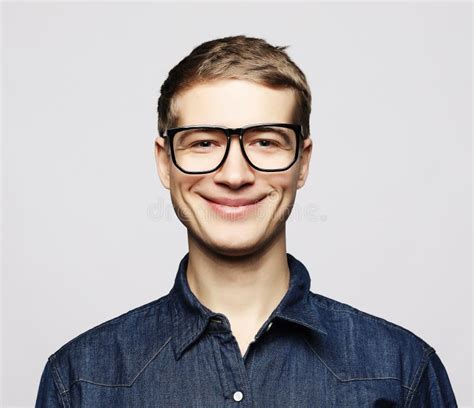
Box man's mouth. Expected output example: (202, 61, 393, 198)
(199, 194, 266, 219)
(202, 195, 265, 207)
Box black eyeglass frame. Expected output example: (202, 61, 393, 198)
(159, 123, 303, 175)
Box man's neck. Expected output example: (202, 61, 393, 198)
(185, 231, 290, 332)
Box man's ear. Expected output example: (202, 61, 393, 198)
(154, 136, 171, 190)
(297, 136, 312, 189)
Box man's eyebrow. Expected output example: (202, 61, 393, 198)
(247, 126, 293, 143)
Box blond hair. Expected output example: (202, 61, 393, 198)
(157, 35, 312, 141)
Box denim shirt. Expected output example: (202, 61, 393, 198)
(35, 253, 457, 407)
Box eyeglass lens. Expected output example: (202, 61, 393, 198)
(172, 126, 297, 172)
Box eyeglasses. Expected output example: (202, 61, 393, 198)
(159, 123, 303, 174)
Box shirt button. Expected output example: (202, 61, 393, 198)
(233, 391, 244, 402)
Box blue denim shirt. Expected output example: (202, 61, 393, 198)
(35, 253, 457, 407)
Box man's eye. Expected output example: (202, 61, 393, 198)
(254, 139, 277, 148)
(191, 140, 216, 148)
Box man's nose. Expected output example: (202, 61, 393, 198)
(213, 136, 255, 189)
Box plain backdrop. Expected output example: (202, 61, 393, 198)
(1, 2, 472, 407)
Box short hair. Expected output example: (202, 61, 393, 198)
(157, 35, 312, 142)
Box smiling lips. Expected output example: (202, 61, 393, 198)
(204, 196, 264, 206)
(201, 195, 266, 219)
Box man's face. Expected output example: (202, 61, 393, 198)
(155, 79, 312, 257)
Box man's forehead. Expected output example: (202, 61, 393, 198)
(172, 79, 297, 127)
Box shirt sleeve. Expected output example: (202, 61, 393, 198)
(408, 350, 458, 407)
(35, 359, 65, 408)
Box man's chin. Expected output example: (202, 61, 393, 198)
(205, 241, 264, 258)
(192, 228, 268, 258)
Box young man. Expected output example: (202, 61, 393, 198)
(35, 35, 457, 407)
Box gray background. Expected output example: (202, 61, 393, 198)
(2, 2, 472, 406)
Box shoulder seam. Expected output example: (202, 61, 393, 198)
(309, 292, 433, 350)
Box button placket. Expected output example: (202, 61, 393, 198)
(209, 315, 252, 406)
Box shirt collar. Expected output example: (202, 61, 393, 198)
(169, 252, 328, 360)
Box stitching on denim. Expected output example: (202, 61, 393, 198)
(230, 333, 252, 398)
(404, 348, 435, 408)
(171, 291, 181, 355)
(302, 335, 411, 389)
(210, 334, 231, 396)
(49, 355, 70, 407)
(49, 355, 66, 392)
(62, 336, 172, 392)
